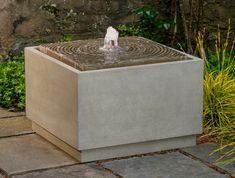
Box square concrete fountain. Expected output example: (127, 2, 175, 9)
(25, 36, 203, 162)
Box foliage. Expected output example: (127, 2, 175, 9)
(117, 6, 175, 43)
(0, 55, 25, 111)
(60, 34, 74, 42)
(0, 35, 73, 112)
(196, 19, 235, 164)
(207, 49, 235, 77)
(203, 69, 235, 128)
(116, 25, 142, 37)
(135, 6, 173, 31)
(176, 42, 187, 52)
(210, 121, 235, 165)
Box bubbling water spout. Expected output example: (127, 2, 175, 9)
(100, 26, 119, 51)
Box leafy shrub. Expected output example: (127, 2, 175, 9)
(116, 25, 142, 37)
(0, 55, 25, 110)
(60, 34, 74, 42)
(135, 6, 174, 42)
(117, 6, 175, 43)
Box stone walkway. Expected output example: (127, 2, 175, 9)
(0, 108, 234, 178)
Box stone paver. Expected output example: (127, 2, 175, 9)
(0, 106, 233, 178)
(102, 152, 230, 178)
(182, 143, 235, 176)
(0, 134, 77, 175)
(0, 108, 24, 119)
(12, 164, 117, 178)
(0, 116, 33, 138)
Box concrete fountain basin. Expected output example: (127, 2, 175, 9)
(25, 37, 203, 162)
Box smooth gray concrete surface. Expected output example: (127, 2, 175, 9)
(12, 164, 117, 178)
(0, 108, 24, 119)
(25, 45, 203, 162)
(0, 116, 33, 138)
(80, 135, 196, 162)
(78, 60, 203, 150)
(182, 143, 235, 176)
(25, 48, 79, 148)
(0, 134, 77, 175)
(102, 152, 230, 178)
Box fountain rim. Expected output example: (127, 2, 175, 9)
(37, 36, 193, 71)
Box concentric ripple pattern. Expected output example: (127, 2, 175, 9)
(39, 37, 189, 71)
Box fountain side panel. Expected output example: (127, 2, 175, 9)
(77, 60, 203, 151)
(25, 47, 79, 149)
(25, 47, 203, 162)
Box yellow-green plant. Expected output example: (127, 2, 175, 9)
(210, 121, 235, 165)
(203, 70, 235, 128)
(196, 19, 235, 164)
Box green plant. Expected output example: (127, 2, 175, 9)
(210, 121, 235, 165)
(177, 42, 187, 52)
(196, 19, 235, 164)
(136, 6, 172, 30)
(0, 55, 25, 111)
(117, 6, 175, 43)
(203, 69, 235, 128)
(116, 25, 142, 37)
(135, 6, 175, 42)
(60, 34, 74, 42)
(207, 49, 235, 76)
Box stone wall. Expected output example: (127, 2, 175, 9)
(0, 0, 159, 57)
(203, 0, 235, 31)
(0, 0, 234, 58)
(183, 0, 235, 41)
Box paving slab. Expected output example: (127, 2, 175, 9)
(0, 134, 77, 175)
(0, 108, 24, 119)
(102, 152, 229, 178)
(182, 143, 235, 176)
(12, 164, 117, 178)
(0, 116, 33, 138)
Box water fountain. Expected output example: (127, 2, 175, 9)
(25, 27, 203, 162)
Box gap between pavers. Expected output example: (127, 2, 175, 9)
(181, 143, 235, 177)
(0, 135, 232, 178)
(0, 116, 33, 138)
(0, 108, 25, 119)
(0, 106, 232, 178)
(102, 151, 230, 178)
(11, 164, 118, 178)
(0, 134, 78, 175)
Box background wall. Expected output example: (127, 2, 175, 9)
(0, 0, 234, 58)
